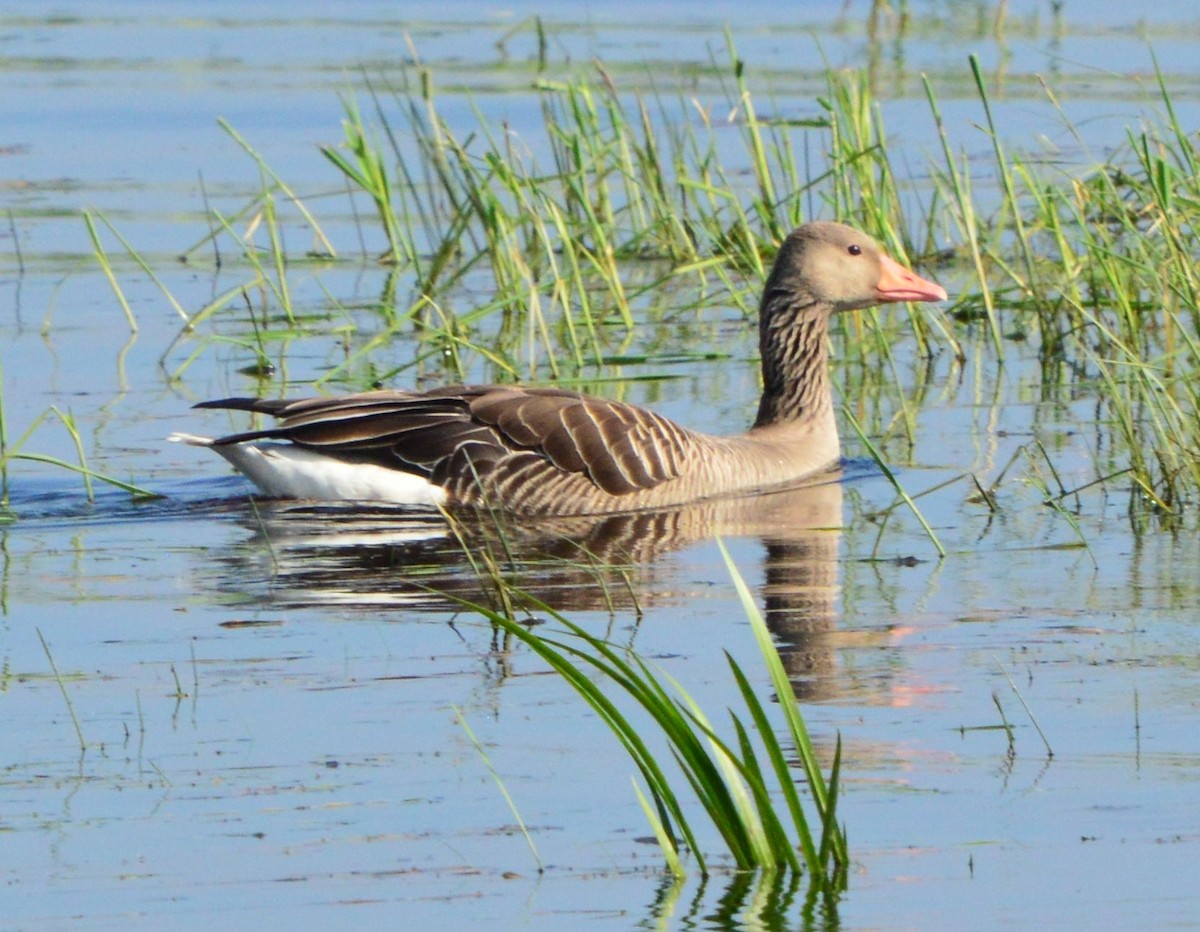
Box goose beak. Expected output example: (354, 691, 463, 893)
(875, 252, 948, 303)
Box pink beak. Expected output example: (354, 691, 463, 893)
(875, 252, 948, 304)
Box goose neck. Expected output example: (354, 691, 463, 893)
(753, 299, 833, 429)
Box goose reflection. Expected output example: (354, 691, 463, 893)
(210, 476, 847, 699)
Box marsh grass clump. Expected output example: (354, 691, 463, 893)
(1048, 139, 1200, 509)
(927, 56, 1200, 511)
(340, 49, 937, 295)
(459, 541, 846, 889)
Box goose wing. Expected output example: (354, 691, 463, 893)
(197, 385, 695, 500)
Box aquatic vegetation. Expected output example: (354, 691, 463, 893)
(458, 541, 846, 886)
(0, 365, 160, 516)
(455, 706, 543, 873)
(36, 628, 86, 750)
(927, 54, 1200, 511)
(148, 39, 948, 387)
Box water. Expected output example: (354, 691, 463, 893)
(4, 2, 1200, 928)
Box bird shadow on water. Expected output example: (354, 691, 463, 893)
(195, 466, 868, 704)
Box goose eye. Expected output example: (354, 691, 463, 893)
(847, 244, 862, 256)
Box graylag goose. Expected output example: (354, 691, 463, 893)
(172, 222, 947, 515)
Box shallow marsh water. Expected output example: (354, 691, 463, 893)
(4, 2, 1200, 928)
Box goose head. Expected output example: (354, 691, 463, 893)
(764, 221, 948, 316)
(754, 222, 948, 429)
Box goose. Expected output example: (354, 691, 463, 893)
(171, 222, 947, 515)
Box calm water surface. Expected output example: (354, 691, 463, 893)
(3, 2, 1200, 928)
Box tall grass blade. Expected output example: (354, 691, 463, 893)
(634, 779, 686, 879)
(83, 210, 138, 333)
(37, 627, 86, 751)
(218, 119, 336, 256)
(718, 539, 849, 871)
(454, 706, 543, 873)
(89, 210, 190, 322)
(843, 406, 946, 558)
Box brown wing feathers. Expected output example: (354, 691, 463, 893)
(198, 386, 689, 503)
(469, 390, 687, 495)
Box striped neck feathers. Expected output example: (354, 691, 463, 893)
(752, 286, 833, 429)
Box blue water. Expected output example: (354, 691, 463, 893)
(4, 3, 1200, 929)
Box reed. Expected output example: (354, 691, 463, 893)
(844, 406, 946, 558)
(915, 54, 1200, 513)
(321, 95, 412, 267)
(83, 210, 138, 333)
